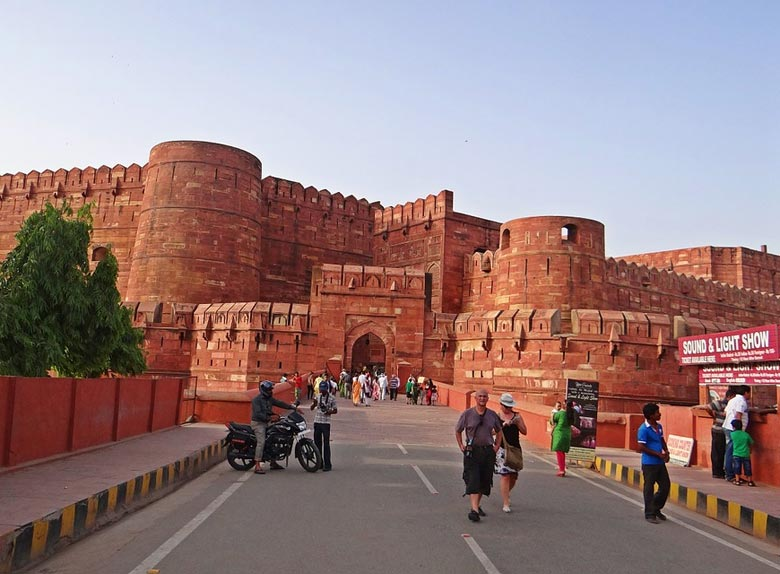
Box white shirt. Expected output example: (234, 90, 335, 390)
(723, 394, 749, 431)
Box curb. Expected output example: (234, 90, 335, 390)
(0, 440, 226, 574)
(594, 456, 780, 545)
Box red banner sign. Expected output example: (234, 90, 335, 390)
(678, 325, 779, 365)
(698, 362, 780, 385)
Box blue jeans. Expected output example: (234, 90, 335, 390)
(733, 456, 752, 477)
(724, 429, 735, 480)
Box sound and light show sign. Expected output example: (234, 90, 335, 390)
(698, 362, 780, 385)
(565, 380, 599, 463)
(678, 325, 779, 365)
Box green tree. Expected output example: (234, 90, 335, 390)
(0, 202, 146, 377)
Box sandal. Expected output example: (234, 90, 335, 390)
(747, 481, 757, 487)
(732, 479, 742, 485)
(254, 467, 266, 474)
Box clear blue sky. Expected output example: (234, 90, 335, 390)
(1, 1, 777, 257)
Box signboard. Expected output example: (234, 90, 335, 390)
(565, 380, 599, 463)
(678, 325, 779, 365)
(666, 434, 694, 466)
(698, 362, 780, 385)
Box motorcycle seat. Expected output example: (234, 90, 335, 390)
(229, 422, 254, 433)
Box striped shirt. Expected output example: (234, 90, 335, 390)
(313, 394, 337, 425)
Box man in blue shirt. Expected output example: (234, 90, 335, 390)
(637, 403, 670, 524)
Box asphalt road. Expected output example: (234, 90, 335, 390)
(26, 400, 780, 574)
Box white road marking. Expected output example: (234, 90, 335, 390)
(539, 453, 780, 571)
(127, 479, 245, 574)
(397, 443, 408, 455)
(462, 534, 502, 574)
(411, 464, 439, 494)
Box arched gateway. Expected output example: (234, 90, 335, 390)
(345, 322, 393, 375)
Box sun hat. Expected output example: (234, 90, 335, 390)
(499, 393, 516, 407)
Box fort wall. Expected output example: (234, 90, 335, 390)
(619, 246, 780, 295)
(126, 141, 264, 303)
(259, 176, 377, 303)
(373, 190, 501, 313)
(0, 164, 146, 293)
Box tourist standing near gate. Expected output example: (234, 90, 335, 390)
(637, 402, 670, 523)
(704, 387, 734, 479)
(388, 373, 400, 400)
(405, 376, 415, 404)
(310, 380, 337, 471)
(455, 389, 502, 522)
(723, 385, 750, 483)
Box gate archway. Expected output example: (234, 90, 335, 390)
(351, 332, 386, 374)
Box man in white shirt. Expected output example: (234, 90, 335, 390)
(379, 373, 388, 400)
(722, 385, 750, 483)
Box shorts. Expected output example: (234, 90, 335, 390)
(463, 445, 495, 495)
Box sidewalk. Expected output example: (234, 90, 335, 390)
(593, 447, 780, 544)
(0, 424, 226, 574)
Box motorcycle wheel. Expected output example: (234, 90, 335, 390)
(227, 446, 255, 471)
(297, 439, 322, 473)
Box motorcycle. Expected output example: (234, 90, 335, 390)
(223, 408, 322, 473)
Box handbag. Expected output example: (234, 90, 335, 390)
(503, 442, 524, 471)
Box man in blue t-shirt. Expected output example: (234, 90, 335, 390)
(637, 403, 670, 524)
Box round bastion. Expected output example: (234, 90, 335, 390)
(125, 141, 264, 304)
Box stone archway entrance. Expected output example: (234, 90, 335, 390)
(351, 332, 386, 374)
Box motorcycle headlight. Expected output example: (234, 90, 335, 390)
(297, 421, 307, 431)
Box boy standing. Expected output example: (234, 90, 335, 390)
(637, 403, 670, 524)
(730, 420, 756, 486)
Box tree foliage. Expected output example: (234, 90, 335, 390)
(0, 202, 146, 377)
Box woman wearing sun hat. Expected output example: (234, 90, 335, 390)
(494, 393, 528, 513)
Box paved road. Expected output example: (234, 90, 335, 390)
(26, 401, 780, 574)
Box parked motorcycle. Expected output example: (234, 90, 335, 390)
(223, 409, 322, 472)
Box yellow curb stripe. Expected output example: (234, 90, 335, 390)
(168, 463, 175, 483)
(126, 479, 136, 503)
(86, 496, 98, 529)
(30, 520, 49, 560)
(728, 501, 741, 528)
(706, 494, 718, 518)
(753, 510, 768, 539)
(141, 473, 151, 497)
(155, 467, 163, 490)
(107, 486, 118, 512)
(669, 483, 679, 504)
(686, 487, 698, 510)
(60, 504, 76, 539)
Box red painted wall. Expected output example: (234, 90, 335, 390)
(0, 376, 185, 468)
(9, 378, 71, 465)
(71, 378, 117, 450)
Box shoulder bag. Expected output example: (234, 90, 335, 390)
(502, 417, 524, 471)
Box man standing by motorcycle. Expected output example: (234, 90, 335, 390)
(252, 380, 299, 475)
(310, 380, 338, 471)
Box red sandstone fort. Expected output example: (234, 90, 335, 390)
(2, 140, 779, 412)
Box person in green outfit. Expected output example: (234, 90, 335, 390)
(730, 419, 756, 486)
(405, 376, 415, 404)
(550, 400, 577, 477)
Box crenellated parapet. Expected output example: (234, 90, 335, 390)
(373, 189, 453, 231)
(605, 257, 780, 322)
(317, 263, 426, 294)
(0, 163, 145, 200)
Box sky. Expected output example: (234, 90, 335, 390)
(1, 1, 777, 257)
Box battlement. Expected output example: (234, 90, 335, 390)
(374, 190, 453, 229)
(605, 257, 780, 316)
(263, 175, 376, 217)
(318, 263, 426, 294)
(0, 163, 146, 200)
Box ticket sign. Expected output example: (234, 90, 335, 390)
(666, 434, 694, 467)
(678, 325, 779, 365)
(699, 362, 780, 385)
